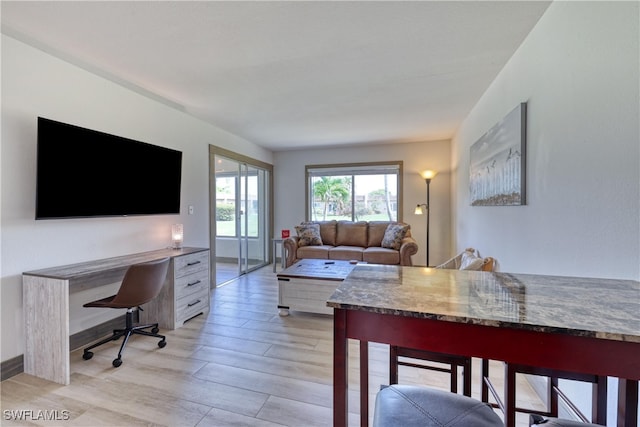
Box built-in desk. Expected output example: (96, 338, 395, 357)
(23, 247, 210, 385)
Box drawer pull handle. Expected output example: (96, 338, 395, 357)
(187, 280, 201, 287)
(188, 299, 201, 307)
(186, 261, 201, 266)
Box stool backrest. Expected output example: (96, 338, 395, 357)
(110, 257, 170, 308)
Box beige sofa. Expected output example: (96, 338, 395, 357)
(283, 220, 418, 267)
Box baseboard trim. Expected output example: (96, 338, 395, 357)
(1, 354, 24, 381)
(215, 256, 237, 263)
(1, 315, 128, 382)
(215, 257, 264, 264)
(69, 315, 127, 351)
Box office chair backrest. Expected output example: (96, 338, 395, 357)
(109, 257, 170, 308)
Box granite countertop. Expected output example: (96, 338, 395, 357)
(327, 264, 640, 343)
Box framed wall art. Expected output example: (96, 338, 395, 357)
(470, 102, 526, 206)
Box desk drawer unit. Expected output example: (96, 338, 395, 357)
(175, 265, 209, 324)
(141, 249, 210, 329)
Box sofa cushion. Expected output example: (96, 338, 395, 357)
(368, 221, 392, 247)
(329, 246, 364, 261)
(336, 221, 368, 247)
(295, 223, 323, 247)
(363, 247, 400, 265)
(296, 245, 331, 260)
(302, 220, 337, 246)
(381, 223, 409, 250)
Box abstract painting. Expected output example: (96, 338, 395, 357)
(470, 103, 526, 206)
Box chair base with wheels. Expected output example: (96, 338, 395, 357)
(82, 307, 166, 367)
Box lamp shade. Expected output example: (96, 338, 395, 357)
(422, 170, 438, 180)
(172, 224, 183, 249)
(414, 205, 423, 215)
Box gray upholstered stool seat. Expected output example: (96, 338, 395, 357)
(530, 415, 604, 426)
(373, 384, 503, 427)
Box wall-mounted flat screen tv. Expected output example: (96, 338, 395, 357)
(36, 117, 182, 219)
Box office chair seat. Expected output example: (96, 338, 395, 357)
(83, 295, 125, 308)
(82, 257, 170, 368)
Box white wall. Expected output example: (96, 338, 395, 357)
(274, 140, 451, 267)
(452, 1, 639, 280)
(0, 35, 273, 362)
(451, 2, 639, 423)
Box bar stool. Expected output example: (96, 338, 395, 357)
(389, 347, 472, 396)
(373, 384, 503, 427)
(482, 361, 607, 425)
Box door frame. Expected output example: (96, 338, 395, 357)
(209, 145, 274, 288)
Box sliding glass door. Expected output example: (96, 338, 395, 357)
(210, 147, 272, 286)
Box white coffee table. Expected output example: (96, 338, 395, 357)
(277, 259, 357, 316)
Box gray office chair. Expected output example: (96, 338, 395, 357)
(82, 257, 170, 367)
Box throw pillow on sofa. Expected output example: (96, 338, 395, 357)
(301, 220, 337, 246)
(295, 223, 323, 247)
(381, 223, 409, 250)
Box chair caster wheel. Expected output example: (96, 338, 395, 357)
(151, 327, 159, 334)
(83, 351, 93, 360)
(158, 340, 166, 348)
(112, 358, 122, 368)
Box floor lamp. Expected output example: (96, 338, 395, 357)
(415, 170, 437, 267)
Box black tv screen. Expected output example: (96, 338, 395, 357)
(36, 117, 182, 219)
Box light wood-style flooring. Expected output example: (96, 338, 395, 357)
(1, 266, 544, 426)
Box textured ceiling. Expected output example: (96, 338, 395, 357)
(1, 1, 551, 151)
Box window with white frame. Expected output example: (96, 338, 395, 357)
(306, 162, 403, 222)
